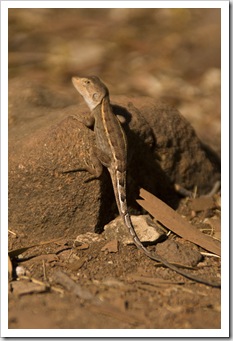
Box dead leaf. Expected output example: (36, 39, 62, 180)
(20, 253, 59, 265)
(68, 257, 87, 271)
(75, 243, 89, 250)
(190, 196, 215, 211)
(205, 217, 221, 240)
(8, 236, 65, 259)
(86, 302, 147, 326)
(10, 279, 49, 296)
(127, 274, 184, 286)
(137, 188, 220, 256)
(205, 217, 221, 232)
(101, 240, 119, 253)
(53, 270, 94, 300)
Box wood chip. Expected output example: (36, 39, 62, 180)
(190, 196, 215, 211)
(127, 274, 184, 286)
(204, 217, 221, 240)
(8, 236, 65, 259)
(205, 217, 221, 232)
(19, 254, 59, 265)
(137, 188, 221, 256)
(75, 243, 89, 250)
(52, 270, 94, 300)
(101, 240, 119, 253)
(10, 280, 49, 296)
(68, 257, 87, 271)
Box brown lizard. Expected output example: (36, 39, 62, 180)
(72, 75, 220, 288)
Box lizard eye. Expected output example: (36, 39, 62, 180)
(84, 80, 90, 85)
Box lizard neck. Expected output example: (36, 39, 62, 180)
(94, 95, 129, 218)
(92, 96, 111, 119)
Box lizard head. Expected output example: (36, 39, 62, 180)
(72, 76, 109, 110)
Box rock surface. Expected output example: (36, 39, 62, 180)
(8, 79, 220, 241)
(156, 239, 203, 267)
(103, 215, 164, 246)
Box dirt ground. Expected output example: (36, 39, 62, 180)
(8, 224, 221, 329)
(8, 8, 221, 331)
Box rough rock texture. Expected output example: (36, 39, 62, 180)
(8, 80, 220, 241)
(111, 96, 220, 198)
(156, 239, 203, 267)
(103, 215, 164, 246)
(9, 116, 112, 240)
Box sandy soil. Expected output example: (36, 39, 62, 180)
(8, 8, 221, 331)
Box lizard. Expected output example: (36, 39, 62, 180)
(71, 75, 221, 288)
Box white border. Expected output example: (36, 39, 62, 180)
(3, 0, 231, 9)
(1, 1, 229, 338)
(219, 0, 230, 338)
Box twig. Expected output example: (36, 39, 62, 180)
(200, 252, 220, 258)
(53, 270, 94, 300)
(42, 260, 47, 282)
(8, 229, 17, 236)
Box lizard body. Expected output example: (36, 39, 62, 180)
(72, 76, 220, 288)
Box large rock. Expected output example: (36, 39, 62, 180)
(8, 79, 220, 241)
(111, 96, 220, 200)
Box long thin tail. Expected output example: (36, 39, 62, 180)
(123, 213, 220, 287)
(109, 169, 220, 287)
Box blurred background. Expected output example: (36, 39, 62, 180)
(8, 8, 221, 153)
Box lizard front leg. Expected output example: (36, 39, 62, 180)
(61, 148, 104, 182)
(82, 146, 112, 182)
(59, 114, 104, 179)
(82, 151, 104, 181)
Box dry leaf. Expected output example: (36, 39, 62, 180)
(190, 196, 215, 211)
(53, 270, 94, 300)
(8, 236, 64, 259)
(101, 240, 119, 253)
(137, 188, 220, 256)
(10, 279, 49, 296)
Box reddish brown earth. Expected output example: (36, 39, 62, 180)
(8, 8, 221, 330)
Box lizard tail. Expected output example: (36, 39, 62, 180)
(109, 169, 220, 288)
(123, 213, 221, 287)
